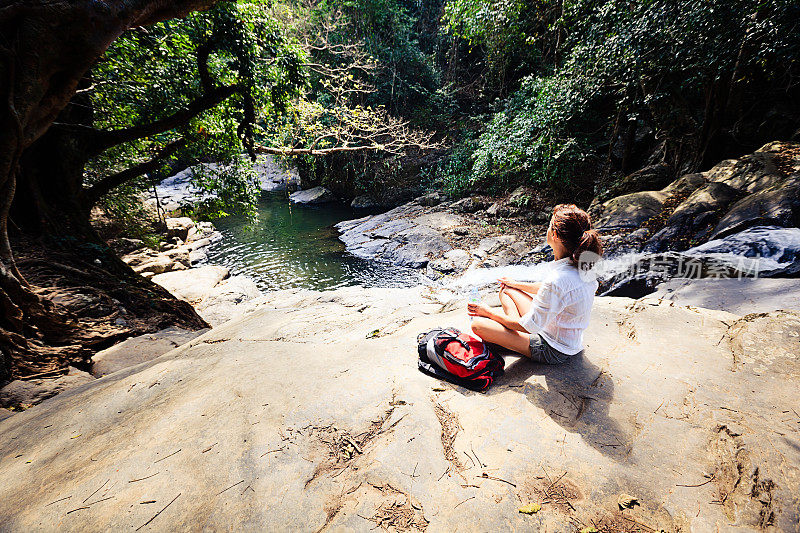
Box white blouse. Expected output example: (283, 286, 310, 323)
(519, 258, 598, 355)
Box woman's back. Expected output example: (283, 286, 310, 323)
(520, 258, 598, 355)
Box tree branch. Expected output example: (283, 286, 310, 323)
(85, 84, 239, 157)
(255, 144, 386, 156)
(83, 137, 186, 207)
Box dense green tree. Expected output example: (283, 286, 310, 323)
(0, 0, 306, 379)
(437, 0, 800, 196)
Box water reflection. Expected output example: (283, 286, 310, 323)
(203, 193, 425, 291)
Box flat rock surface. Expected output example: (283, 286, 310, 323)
(650, 278, 800, 315)
(194, 275, 263, 326)
(1, 287, 798, 531)
(91, 327, 209, 378)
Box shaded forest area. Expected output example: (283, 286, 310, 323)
(0, 0, 798, 379)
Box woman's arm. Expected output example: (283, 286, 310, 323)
(467, 303, 529, 333)
(498, 277, 541, 295)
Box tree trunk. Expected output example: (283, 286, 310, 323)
(0, 0, 219, 380)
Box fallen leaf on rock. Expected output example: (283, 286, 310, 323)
(580, 527, 599, 533)
(618, 493, 640, 510)
(431, 386, 447, 392)
(518, 503, 541, 514)
(366, 329, 380, 338)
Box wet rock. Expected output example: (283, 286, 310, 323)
(289, 186, 335, 205)
(152, 265, 229, 304)
(0, 367, 95, 409)
(686, 225, 800, 276)
(166, 217, 195, 241)
(91, 327, 209, 378)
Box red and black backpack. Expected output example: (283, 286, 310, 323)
(417, 327, 504, 391)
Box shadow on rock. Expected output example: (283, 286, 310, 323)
(484, 352, 630, 460)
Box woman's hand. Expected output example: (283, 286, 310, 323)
(467, 302, 493, 318)
(497, 276, 517, 290)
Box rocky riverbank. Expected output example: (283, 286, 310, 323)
(0, 217, 262, 412)
(6, 141, 797, 413)
(333, 142, 800, 295)
(1, 285, 798, 530)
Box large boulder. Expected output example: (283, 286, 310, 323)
(593, 191, 668, 230)
(1, 288, 798, 531)
(643, 182, 742, 252)
(336, 204, 460, 268)
(289, 186, 335, 205)
(91, 327, 208, 378)
(152, 265, 229, 304)
(165, 217, 195, 241)
(449, 196, 487, 213)
(350, 195, 381, 209)
(660, 172, 707, 196)
(253, 154, 300, 193)
(131, 254, 176, 275)
(598, 162, 674, 202)
(704, 147, 786, 193)
(711, 176, 800, 239)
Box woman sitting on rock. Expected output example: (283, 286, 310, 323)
(468, 204, 603, 364)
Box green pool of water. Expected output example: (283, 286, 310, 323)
(203, 192, 424, 291)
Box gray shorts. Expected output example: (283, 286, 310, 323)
(529, 334, 569, 365)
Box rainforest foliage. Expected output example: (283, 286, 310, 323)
(84, 0, 800, 214)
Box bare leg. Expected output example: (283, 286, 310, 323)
(471, 316, 531, 357)
(499, 286, 534, 319)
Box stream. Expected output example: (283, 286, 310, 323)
(201, 192, 425, 291)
